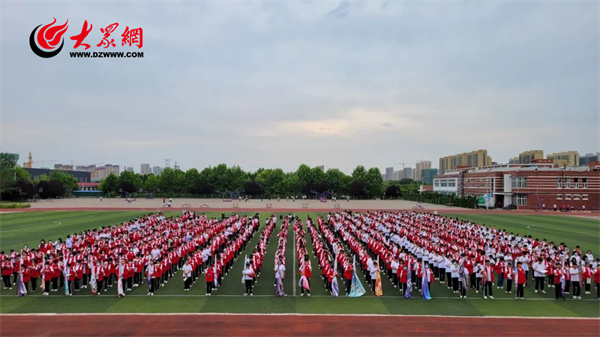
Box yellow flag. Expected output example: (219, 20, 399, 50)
(375, 271, 383, 297)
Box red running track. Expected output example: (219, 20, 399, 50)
(0, 314, 599, 337)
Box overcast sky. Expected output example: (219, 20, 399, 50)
(1, 1, 598, 174)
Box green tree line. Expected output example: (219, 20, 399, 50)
(1, 152, 433, 202)
(99, 164, 389, 199)
(0, 153, 78, 201)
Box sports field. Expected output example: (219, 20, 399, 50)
(0, 209, 598, 319)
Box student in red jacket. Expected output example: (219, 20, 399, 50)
(482, 261, 495, 299)
(516, 262, 526, 300)
(553, 262, 563, 300)
(504, 262, 514, 294)
(205, 263, 215, 296)
(43, 262, 54, 296)
(94, 262, 105, 295)
(343, 263, 353, 296)
(30, 262, 41, 292)
(51, 261, 60, 292)
(66, 264, 75, 296)
(1, 259, 13, 289)
(74, 262, 83, 292)
(398, 264, 408, 296)
(22, 265, 31, 293)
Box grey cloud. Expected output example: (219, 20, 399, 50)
(1, 1, 597, 173)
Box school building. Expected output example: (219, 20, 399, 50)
(433, 162, 600, 210)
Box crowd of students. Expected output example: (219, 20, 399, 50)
(307, 217, 341, 294)
(1, 211, 261, 297)
(3, 210, 598, 301)
(274, 216, 288, 296)
(316, 211, 600, 300)
(240, 216, 276, 296)
(293, 219, 312, 296)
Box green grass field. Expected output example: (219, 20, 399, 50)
(0, 210, 598, 317)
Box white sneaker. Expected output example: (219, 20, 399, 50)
(250, 293, 253, 296)
(535, 290, 538, 293)
(244, 293, 247, 296)
(542, 290, 546, 294)
(307, 293, 310, 296)
(484, 296, 487, 299)
(489, 296, 494, 299)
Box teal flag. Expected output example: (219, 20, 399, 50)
(349, 270, 366, 297)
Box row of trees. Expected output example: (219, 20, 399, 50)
(0, 152, 424, 201)
(0, 153, 79, 201)
(99, 164, 393, 199)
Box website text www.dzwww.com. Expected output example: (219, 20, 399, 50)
(69, 51, 144, 58)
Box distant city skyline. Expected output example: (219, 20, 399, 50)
(19, 147, 597, 175)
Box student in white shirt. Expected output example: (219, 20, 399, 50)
(242, 262, 254, 296)
(182, 260, 193, 291)
(450, 261, 459, 294)
(532, 257, 547, 294)
(570, 261, 582, 299)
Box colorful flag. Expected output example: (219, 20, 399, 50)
(64, 258, 69, 296)
(331, 256, 339, 297)
(41, 256, 46, 292)
(405, 267, 412, 299)
(514, 262, 519, 299)
(331, 275, 339, 297)
(117, 276, 125, 298)
(300, 275, 310, 291)
(375, 271, 383, 297)
(422, 262, 431, 300)
(349, 257, 365, 297)
(349, 270, 366, 297)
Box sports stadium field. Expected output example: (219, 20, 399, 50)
(0, 209, 598, 320)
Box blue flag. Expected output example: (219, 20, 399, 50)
(421, 274, 431, 300)
(331, 276, 339, 297)
(422, 262, 431, 300)
(405, 267, 412, 299)
(349, 270, 366, 297)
